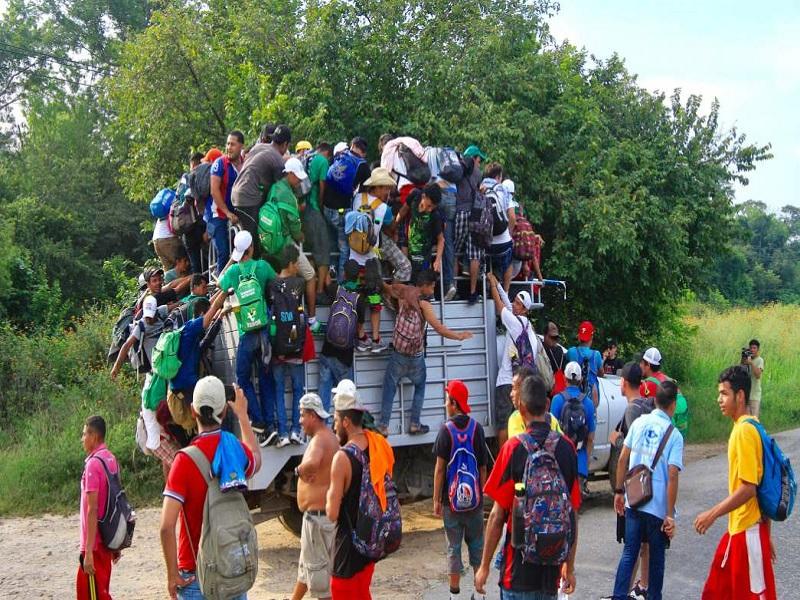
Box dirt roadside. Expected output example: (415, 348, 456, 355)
(0, 442, 724, 599)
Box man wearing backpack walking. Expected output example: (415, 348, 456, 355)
(486, 271, 540, 448)
(566, 320, 604, 408)
(476, 374, 580, 599)
(327, 380, 400, 599)
(603, 381, 684, 600)
(77, 415, 120, 600)
(206, 130, 245, 275)
(160, 376, 261, 600)
(432, 380, 488, 600)
(694, 366, 778, 600)
(550, 361, 596, 498)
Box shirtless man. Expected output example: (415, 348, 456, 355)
(291, 393, 339, 600)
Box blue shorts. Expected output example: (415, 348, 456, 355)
(490, 241, 513, 276)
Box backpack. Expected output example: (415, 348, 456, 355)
(343, 443, 402, 561)
(512, 215, 537, 261)
(169, 195, 199, 235)
(258, 198, 297, 257)
(486, 183, 509, 236)
(235, 263, 269, 333)
(445, 419, 482, 513)
(93, 456, 136, 552)
(150, 188, 176, 220)
(468, 188, 493, 249)
(395, 143, 431, 185)
(326, 150, 365, 197)
(181, 445, 258, 600)
(437, 147, 464, 183)
(128, 314, 166, 374)
(269, 279, 305, 356)
(511, 317, 537, 371)
(535, 343, 555, 393)
(745, 419, 796, 521)
(517, 431, 574, 565)
(189, 161, 213, 203)
(559, 388, 589, 447)
(392, 301, 424, 356)
(326, 287, 359, 349)
(108, 305, 136, 364)
(151, 328, 183, 380)
(345, 194, 382, 254)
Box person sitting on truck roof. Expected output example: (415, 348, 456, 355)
(378, 270, 473, 437)
(485, 270, 540, 448)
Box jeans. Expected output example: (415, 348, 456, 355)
(380, 351, 426, 427)
(441, 188, 457, 291)
(177, 570, 247, 600)
(272, 361, 305, 435)
(207, 216, 230, 276)
(236, 329, 275, 427)
(324, 207, 350, 280)
(499, 590, 556, 600)
(612, 508, 669, 600)
(318, 354, 353, 412)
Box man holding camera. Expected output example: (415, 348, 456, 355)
(742, 339, 764, 417)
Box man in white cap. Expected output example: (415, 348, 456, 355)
(291, 394, 339, 600)
(219, 230, 278, 445)
(640, 347, 664, 382)
(160, 377, 261, 599)
(486, 271, 541, 447)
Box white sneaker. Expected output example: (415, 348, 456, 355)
(370, 339, 388, 354)
(444, 285, 457, 301)
(289, 431, 305, 445)
(276, 436, 291, 448)
(356, 338, 371, 352)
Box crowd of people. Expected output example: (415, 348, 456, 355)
(77, 124, 786, 600)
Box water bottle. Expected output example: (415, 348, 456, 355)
(511, 482, 526, 549)
(290, 324, 298, 342)
(270, 315, 277, 337)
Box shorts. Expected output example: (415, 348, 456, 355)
(702, 521, 776, 600)
(303, 207, 332, 267)
(443, 506, 484, 575)
(331, 562, 375, 600)
(495, 384, 513, 430)
(294, 243, 316, 282)
(298, 511, 336, 598)
(489, 241, 513, 275)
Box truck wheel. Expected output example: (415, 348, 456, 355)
(278, 498, 303, 538)
(608, 443, 621, 494)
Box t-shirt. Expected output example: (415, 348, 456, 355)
(508, 410, 562, 438)
(219, 259, 276, 334)
(603, 357, 624, 375)
(623, 409, 684, 520)
(130, 311, 167, 367)
(321, 282, 366, 366)
(268, 275, 305, 361)
(163, 268, 180, 284)
(727, 415, 763, 534)
(497, 307, 540, 387)
(231, 143, 285, 208)
(333, 445, 373, 578)
(485, 179, 512, 246)
(152, 217, 175, 241)
(543, 343, 566, 375)
(150, 289, 179, 307)
(349, 193, 394, 265)
(484, 422, 580, 594)
(170, 317, 206, 391)
(750, 356, 764, 404)
(432, 415, 488, 504)
(455, 161, 481, 212)
(164, 431, 255, 572)
(550, 386, 597, 477)
(205, 156, 238, 221)
(306, 152, 330, 211)
(566, 346, 603, 397)
(325, 158, 370, 210)
(618, 397, 655, 438)
(408, 193, 443, 258)
(80, 444, 118, 552)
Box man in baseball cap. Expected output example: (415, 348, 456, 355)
(230, 230, 253, 263)
(566, 320, 604, 408)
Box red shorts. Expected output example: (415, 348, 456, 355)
(331, 562, 375, 599)
(76, 545, 114, 600)
(702, 521, 776, 600)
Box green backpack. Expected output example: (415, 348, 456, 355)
(236, 263, 269, 332)
(645, 376, 689, 435)
(151, 328, 183, 380)
(258, 200, 298, 257)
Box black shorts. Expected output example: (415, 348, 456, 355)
(495, 384, 513, 430)
(302, 207, 332, 267)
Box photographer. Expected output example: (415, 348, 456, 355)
(741, 339, 764, 417)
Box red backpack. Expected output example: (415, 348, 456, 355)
(512, 215, 537, 261)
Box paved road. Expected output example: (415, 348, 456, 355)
(423, 428, 800, 599)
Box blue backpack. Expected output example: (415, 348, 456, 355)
(746, 419, 796, 521)
(326, 150, 365, 197)
(150, 188, 175, 219)
(446, 419, 482, 512)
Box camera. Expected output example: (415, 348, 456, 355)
(741, 347, 753, 362)
(224, 384, 236, 403)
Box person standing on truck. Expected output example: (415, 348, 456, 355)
(566, 320, 604, 408)
(291, 393, 339, 600)
(485, 271, 539, 448)
(378, 270, 474, 436)
(454, 145, 486, 304)
(206, 131, 245, 275)
(432, 380, 488, 600)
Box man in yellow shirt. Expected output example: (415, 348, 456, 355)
(507, 365, 561, 437)
(693, 365, 776, 600)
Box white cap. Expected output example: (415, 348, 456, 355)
(515, 290, 533, 310)
(142, 295, 158, 318)
(231, 230, 253, 262)
(332, 379, 366, 412)
(283, 156, 308, 180)
(643, 347, 662, 366)
(334, 141, 348, 155)
(192, 376, 227, 424)
(299, 393, 330, 419)
(564, 361, 582, 382)
(502, 178, 515, 194)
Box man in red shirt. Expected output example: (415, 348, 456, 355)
(159, 376, 261, 599)
(77, 415, 120, 600)
(475, 375, 581, 599)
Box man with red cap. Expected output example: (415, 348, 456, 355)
(432, 380, 488, 600)
(566, 320, 604, 408)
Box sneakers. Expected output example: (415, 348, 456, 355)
(258, 430, 278, 448)
(356, 337, 371, 352)
(467, 292, 480, 305)
(276, 435, 291, 448)
(470, 593, 486, 600)
(444, 285, 457, 301)
(631, 582, 648, 599)
(370, 338, 388, 354)
(409, 422, 430, 435)
(289, 431, 305, 445)
(251, 423, 265, 434)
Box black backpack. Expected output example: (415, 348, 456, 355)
(559, 389, 589, 446)
(188, 161, 213, 203)
(94, 456, 136, 552)
(269, 280, 306, 356)
(396, 143, 431, 185)
(486, 183, 509, 236)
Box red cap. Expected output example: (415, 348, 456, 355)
(640, 380, 659, 398)
(446, 380, 470, 414)
(204, 147, 223, 163)
(577, 320, 594, 343)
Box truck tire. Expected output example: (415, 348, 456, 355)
(278, 498, 303, 538)
(608, 442, 621, 494)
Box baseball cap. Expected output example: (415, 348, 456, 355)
(643, 347, 662, 366)
(333, 379, 366, 412)
(620, 362, 642, 386)
(231, 230, 253, 262)
(463, 145, 488, 160)
(640, 379, 659, 398)
(142, 295, 158, 318)
(295, 140, 312, 152)
(192, 375, 227, 424)
(142, 266, 164, 282)
(334, 141, 348, 155)
(446, 380, 470, 414)
(502, 178, 515, 194)
(564, 361, 583, 382)
(515, 290, 533, 310)
(299, 393, 330, 420)
(283, 157, 308, 180)
(577, 320, 594, 343)
(204, 147, 223, 163)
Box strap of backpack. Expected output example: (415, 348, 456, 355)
(649, 425, 674, 470)
(181, 445, 213, 486)
(91, 455, 115, 521)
